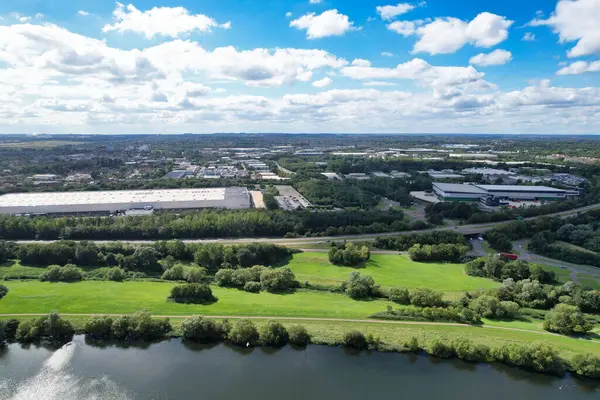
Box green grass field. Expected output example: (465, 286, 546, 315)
(0, 281, 394, 318)
(286, 253, 499, 294)
(0, 140, 83, 148)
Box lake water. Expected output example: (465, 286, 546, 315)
(0, 336, 599, 399)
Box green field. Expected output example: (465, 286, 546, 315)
(0, 281, 394, 318)
(287, 253, 499, 294)
(0, 140, 83, 149)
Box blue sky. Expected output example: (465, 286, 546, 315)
(0, 0, 599, 133)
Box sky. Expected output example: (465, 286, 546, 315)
(0, 0, 599, 134)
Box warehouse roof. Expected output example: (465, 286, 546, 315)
(0, 187, 248, 208)
(433, 183, 487, 194)
(475, 185, 566, 193)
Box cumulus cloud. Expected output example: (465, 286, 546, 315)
(388, 12, 513, 55)
(286, 12, 293, 18)
(77, 10, 90, 16)
(556, 60, 600, 75)
(469, 49, 512, 66)
(363, 81, 398, 86)
(102, 2, 231, 39)
(529, 0, 600, 57)
(312, 77, 333, 87)
(522, 32, 536, 41)
(376, 2, 421, 20)
(381, 52, 394, 57)
(309, 0, 322, 3)
(290, 9, 357, 39)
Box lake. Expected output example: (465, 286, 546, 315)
(0, 336, 598, 399)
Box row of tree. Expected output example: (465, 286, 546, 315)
(407, 243, 469, 263)
(465, 255, 557, 283)
(374, 231, 467, 251)
(328, 242, 370, 266)
(0, 209, 413, 240)
(214, 267, 298, 293)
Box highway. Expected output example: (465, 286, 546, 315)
(13, 202, 600, 246)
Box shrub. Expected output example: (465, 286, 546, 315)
(405, 336, 420, 352)
(105, 267, 126, 282)
(543, 304, 592, 335)
(259, 321, 289, 347)
(214, 269, 234, 287)
(110, 311, 171, 341)
(452, 338, 489, 362)
(228, 319, 259, 346)
(343, 331, 367, 350)
(571, 354, 600, 378)
(328, 243, 370, 266)
(3, 319, 19, 340)
(15, 312, 74, 343)
(170, 283, 217, 304)
(428, 339, 453, 358)
(161, 265, 185, 281)
(244, 281, 262, 293)
(84, 316, 114, 339)
(341, 272, 379, 299)
(388, 287, 410, 304)
(181, 316, 222, 342)
(185, 268, 206, 283)
(409, 287, 444, 307)
(287, 325, 310, 346)
(0, 284, 8, 299)
(527, 342, 565, 376)
(260, 268, 297, 292)
(40, 265, 83, 282)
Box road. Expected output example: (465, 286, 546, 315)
(13, 202, 600, 246)
(514, 239, 600, 285)
(297, 249, 407, 255)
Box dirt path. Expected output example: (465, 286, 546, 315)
(0, 313, 585, 339)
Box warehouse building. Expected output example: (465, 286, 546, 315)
(432, 183, 569, 203)
(0, 187, 251, 216)
(432, 183, 489, 201)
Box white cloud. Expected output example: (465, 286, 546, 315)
(522, 32, 536, 41)
(363, 81, 398, 86)
(351, 58, 372, 67)
(341, 58, 488, 90)
(102, 2, 231, 39)
(312, 77, 333, 87)
(309, 0, 322, 3)
(529, 0, 600, 57)
(389, 12, 513, 55)
(290, 9, 357, 39)
(381, 52, 394, 57)
(387, 20, 423, 36)
(286, 12, 293, 18)
(556, 60, 600, 75)
(77, 10, 90, 16)
(376, 3, 419, 20)
(469, 49, 512, 66)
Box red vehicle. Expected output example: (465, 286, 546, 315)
(499, 253, 518, 261)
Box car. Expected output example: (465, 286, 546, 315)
(560, 266, 568, 270)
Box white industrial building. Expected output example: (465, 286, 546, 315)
(0, 187, 251, 215)
(432, 183, 569, 202)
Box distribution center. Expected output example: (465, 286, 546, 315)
(0, 187, 251, 215)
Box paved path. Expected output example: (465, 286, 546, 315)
(298, 248, 408, 255)
(14, 202, 600, 246)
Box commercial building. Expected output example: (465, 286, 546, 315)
(432, 183, 489, 201)
(475, 185, 568, 201)
(0, 187, 251, 215)
(432, 183, 570, 203)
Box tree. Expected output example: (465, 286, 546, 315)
(110, 311, 171, 341)
(170, 283, 217, 304)
(260, 268, 297, 292)
(527, 341, 565, 375)
(452, 338, 489, 362)
(428, 339, 454, 358)
(259, 321, 289, 347)
(328, 242, 370, 266)
(0, 284, 8, 299)
(84, 316, 114, 339)
(40, 264, 84, 282)
(343, 331, 367, 350)
(181, 316, 222, 342)
(16, 312, 74, 343)
(105, 267, 126, 282)
(543, 304, 592, 335)
(244, 281, 261, 293)
(185, 267, 206, 283)
(287, 325, 310, 346)
(228, 319, 259, 346)
(161, 264, 185, 280)
(409, 287, 443, 307)
(341, 272, 378, 299)
(388, 287, 410, 304)
(571, 354, 600, 378)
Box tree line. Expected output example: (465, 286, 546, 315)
(374, 231, 467, 251)
(0, 209, 419, 240)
